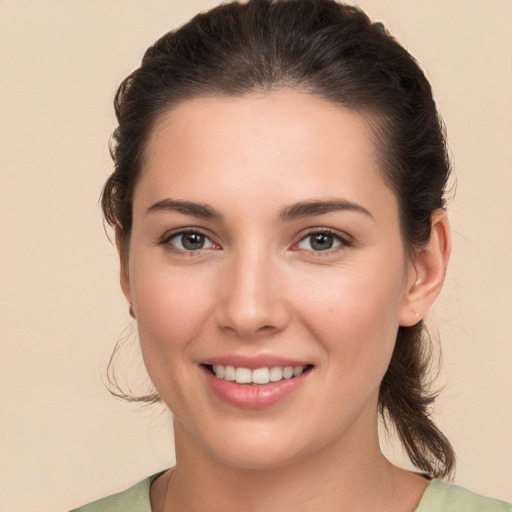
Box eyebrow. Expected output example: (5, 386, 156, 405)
(146, 199, 224, 220)
(279, 199, 374, 222)
(146, 197, 373, 222)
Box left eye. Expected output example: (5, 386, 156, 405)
(168, 231, 215, 251)
(297, 232, 344, 251)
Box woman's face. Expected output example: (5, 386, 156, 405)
(123, 90, 418, 469)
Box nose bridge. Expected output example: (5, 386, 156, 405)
(217, 240, 287, 337)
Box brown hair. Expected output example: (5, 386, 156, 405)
(103, 0, 455, 478)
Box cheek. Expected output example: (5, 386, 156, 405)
(292, 258, 406, 369)
(129, 262, 215, 372)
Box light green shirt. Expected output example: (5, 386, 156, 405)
(70, 473, 512, 512)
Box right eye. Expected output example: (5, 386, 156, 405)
(166, 231, 216, 252)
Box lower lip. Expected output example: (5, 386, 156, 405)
(202, 366, 311, 410)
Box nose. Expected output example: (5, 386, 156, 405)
(216, 248, 289, 339)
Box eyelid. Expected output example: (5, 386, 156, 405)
(158, 227, 220, 253)
(293, 227, 353, 252)
(156, 226, 353, 255)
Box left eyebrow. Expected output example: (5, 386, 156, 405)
(279, 199, 374, 222)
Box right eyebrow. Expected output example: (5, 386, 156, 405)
(146, 199, 224, 221)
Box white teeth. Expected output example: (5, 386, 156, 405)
(213, 365, 224, 379)
(269, 366, 283, 382)
(283, 366, 294, 379)
(235, 367, 252, 384)
(224, 365, 236, 381)
(252, 367, 270, 384)
(211, 364, 308, 384)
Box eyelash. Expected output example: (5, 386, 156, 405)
(294, 228, 353, 255)
(158, 228, 217, 255)
(158, 227, 353, 256)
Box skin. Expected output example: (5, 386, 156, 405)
(118, 90, 450, 512)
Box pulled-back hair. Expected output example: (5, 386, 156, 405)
(102, 0, 455, 478)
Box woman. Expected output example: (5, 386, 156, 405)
(71, 0, 511, 510)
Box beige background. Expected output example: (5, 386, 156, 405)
(1, 0, 511, 510)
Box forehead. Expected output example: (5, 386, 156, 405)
(135, 90, 396, 220)
(146, 90, 376, 169)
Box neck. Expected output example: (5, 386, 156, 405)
(163, 417, 397, 512)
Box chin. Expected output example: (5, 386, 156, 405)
(193, 420, 313, 471)
(211, 442, 305, 471)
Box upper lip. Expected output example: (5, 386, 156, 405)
(202, 354, 312, 370)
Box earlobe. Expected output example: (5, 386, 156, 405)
(399, 209, 451, 327)
(115, 226, 132, 305)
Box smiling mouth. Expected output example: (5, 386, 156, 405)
(204, 364, 314, 385)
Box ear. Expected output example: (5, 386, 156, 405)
(115, 226, 132, 306)
(399, 209, 451, 327)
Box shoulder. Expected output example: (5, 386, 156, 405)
(68, 472, 164, 512)
(416, 479, 512, 512)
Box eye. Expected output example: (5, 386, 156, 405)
(166, 231, 215, 251)
(296, 230, 349, 252)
